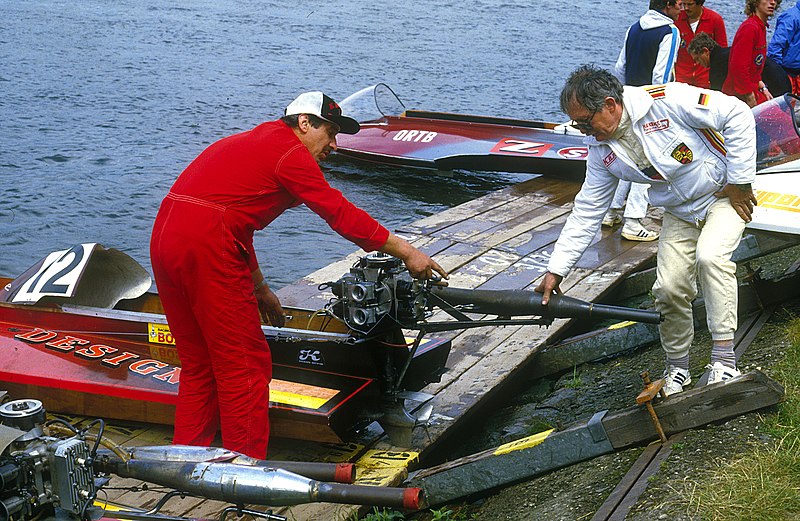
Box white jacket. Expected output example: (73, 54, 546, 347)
(547, 83, 756, 277)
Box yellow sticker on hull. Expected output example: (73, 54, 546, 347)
(269, 379, 339, 410)
(148, 323, 176, 345)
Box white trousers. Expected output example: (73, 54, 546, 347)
(610, 181, 650, 219)
(652, 199, 745, 360)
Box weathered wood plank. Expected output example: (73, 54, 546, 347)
(603, 370, 785, 448)
(492, 213, 569, 257)
(398, 176, 578, 236)
(466, 204, 572, 249)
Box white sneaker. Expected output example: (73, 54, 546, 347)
(602, 208, 623, 227)
(706, 362, 741, 384)
(663, 366, 691, 396)
(621, 218, 659, 242)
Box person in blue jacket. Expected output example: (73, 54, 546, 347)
(768, 0, 800, 94)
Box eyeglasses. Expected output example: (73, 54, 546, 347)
(572, 107, 600, 133)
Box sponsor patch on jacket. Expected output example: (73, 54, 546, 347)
(755, 53, 764, 66)
(671, 143, 694, 164)
(644, 85, 666, 99)
(643, 118, 670, 134)
(603, 151, 617, 167)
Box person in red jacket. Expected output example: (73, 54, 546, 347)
(723, 0, 781, 107)
(150, 91, 448, 459)
(674, 0, 727, 87)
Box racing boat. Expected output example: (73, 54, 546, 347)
(749, 93, 800, 236)
(334, 84, 589, 179)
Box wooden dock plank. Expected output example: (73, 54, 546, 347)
(397, 176, 576, 236)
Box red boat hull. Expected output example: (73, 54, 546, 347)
(336, 111, 588, 178)
(0, 303, 378, 442)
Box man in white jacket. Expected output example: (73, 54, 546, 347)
(537, 65, 758, 395)
(605, 0, 683, 241)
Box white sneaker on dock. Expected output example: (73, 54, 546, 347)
(707, 362, 741, 384)
(663, 366, 691, 396)
(621, 218, 659, 242)
(602, 208, 623, 227)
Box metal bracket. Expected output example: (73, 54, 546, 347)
(587, 410, 609, 443)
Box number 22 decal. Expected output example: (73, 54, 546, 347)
(12, 243, 94, 303)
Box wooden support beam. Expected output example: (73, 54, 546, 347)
(602, 370, 783, 449)
(407, 370, 783, 507)
(528, 322, 659, 380)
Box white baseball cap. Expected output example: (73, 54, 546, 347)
(284, 91, 360, 135)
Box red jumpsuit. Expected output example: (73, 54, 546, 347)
(674, 8, 727, 88)
(150, 120, 389, 458)
(723, 15, 768, 105)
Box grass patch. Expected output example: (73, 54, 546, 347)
(563, 366, 583, 389)
(686, 316, 800, 521)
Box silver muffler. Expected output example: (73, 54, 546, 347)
(95, 458, 423, 510)
(99, 444, 355, 484)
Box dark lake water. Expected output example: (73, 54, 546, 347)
(0, 1, 759, 288)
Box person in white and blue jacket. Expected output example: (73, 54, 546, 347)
(614, 0, 682, 87)
(537, 65, 758, 396)
(604, 0, 682, 242)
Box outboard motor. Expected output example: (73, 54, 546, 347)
(327, 253, 428, 333)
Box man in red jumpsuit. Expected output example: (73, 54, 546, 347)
(674, 0, 727, 87)
(723, 0, 779, 107)
(150, 91, 447, 459)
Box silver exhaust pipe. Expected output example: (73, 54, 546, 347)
(95, 458, 423, 510)
(98, 445, 356, 483)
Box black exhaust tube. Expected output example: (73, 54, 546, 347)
(431, 286, 662, 324)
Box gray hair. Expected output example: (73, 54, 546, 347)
(559, 64, 624, 114)
(687, 32, 718, 55)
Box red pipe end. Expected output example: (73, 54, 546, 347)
(402, 487, 424, 510)
(335, 463, 356, 484)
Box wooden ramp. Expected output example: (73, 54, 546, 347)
(55, 176, 660, 520)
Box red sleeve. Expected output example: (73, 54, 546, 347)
(275, 146, 390, 252)
(726, 23, 759, 95)
(713, 14, 727, 47)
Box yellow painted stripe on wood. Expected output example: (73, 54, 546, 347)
(608, 320, 636, 330)
(493, 429, 554, 456)
(353, 450, 420, 487)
